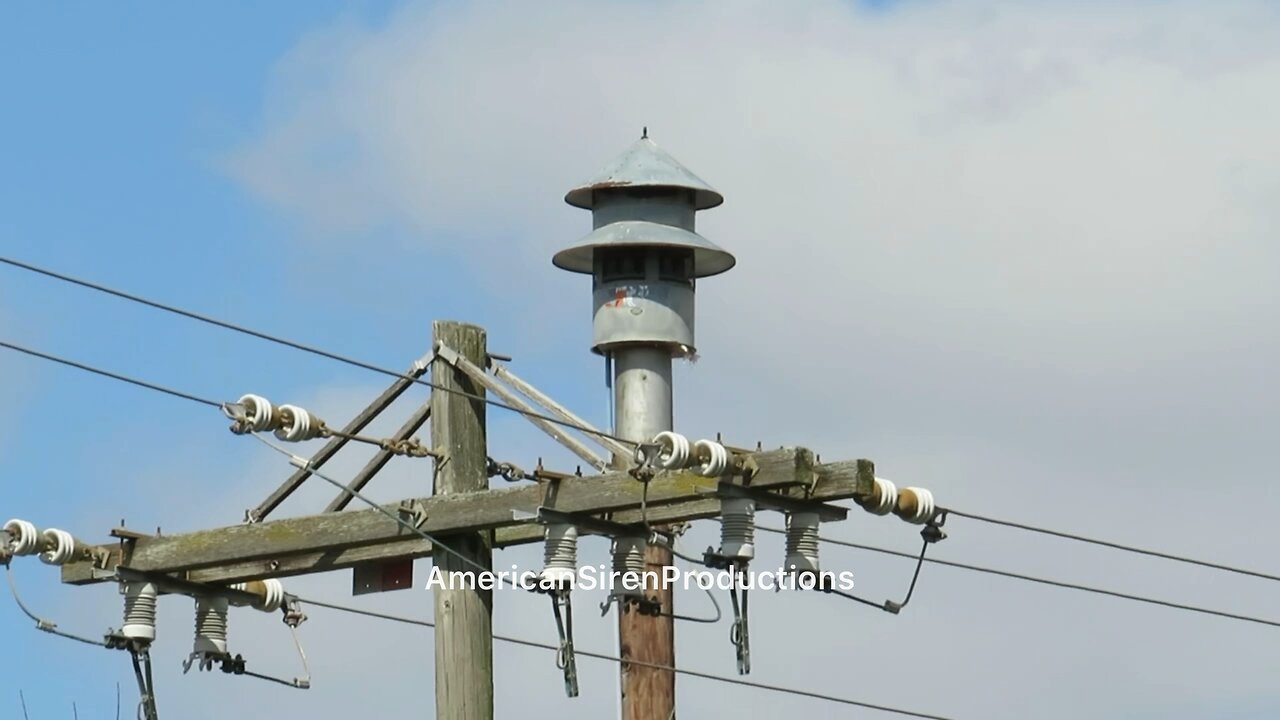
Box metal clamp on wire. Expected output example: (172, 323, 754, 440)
(224, 394, 275, 435)
(224, 394, 329, 442)
(282, 595, 308, 628)
(630, 441, 663, 482)
(486, 457, 528, 483)
(382, 437, 440, 459)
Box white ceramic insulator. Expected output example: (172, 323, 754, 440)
(611, 537, 648, 597)
(652, 431, 690, 470)
(541, 523, 579, 586)
(900, 487, 936, 524)
(38, 528, 76, 566)
(232, 578, 286, 612)
(262, 578, 285, 612)
(784, 512, 822, 575)
(193, 596, 230, 656)
(275, 405, 322, 442)
(122, 581, 159, 642)
(238, 394, 275, 432)
(3, 518, 40, 556)
(693, 439, 729, 477)
(719, 497, 756, 560)
(864, 477, 898, 516)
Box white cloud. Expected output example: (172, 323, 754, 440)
(212, 1, 1280, 717)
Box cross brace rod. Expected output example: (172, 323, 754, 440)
(436, 342, 608, 472)
(246, 350, 433, 522)
(322, 401, 432, 513)
(491, 362, 632, 460)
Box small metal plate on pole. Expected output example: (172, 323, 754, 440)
(352, 558, 415, 595)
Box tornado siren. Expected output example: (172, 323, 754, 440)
(554, 133, 736, 358)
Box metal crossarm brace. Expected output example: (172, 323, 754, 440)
(322, 401, 432, 512)
(246, 349, 434, 522)
(490, 362, 632, 460)
(436, 342, 608, 471)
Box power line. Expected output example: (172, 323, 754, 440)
(945, 508, 1280, 584)
(9, 335, 1277, 631)
(7, 333, 1275, 631)
(0, 339, 544, 578)
(755, 526, 1280, 630)
(0, 255, 636, 448)
(0, 340, 222, 408)
(0, 338, 436, 456)
(250, 435, 492, 577)
(294, 595, 957, 720)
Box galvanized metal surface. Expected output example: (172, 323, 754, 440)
(491, 363, 632, 459)
(555, 219, 735, 278)
(612, 346, 674, 446)
(554, 136, 735, 278)
(563, 137, 723, 211)
(558, 134, 737, 370)
(438, 342, 609, 471)
(591, 278, 695, 355)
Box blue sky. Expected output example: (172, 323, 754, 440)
(3, 1, 1280, 719)
(0, 2, 447, 713)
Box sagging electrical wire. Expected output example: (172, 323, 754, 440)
(945, 508, 1280, 583)
(818, 514, 947, 614)
(0, 340, 222, 408)
(292, 595, 958, 720)
(0, 341, 436, 462)
(3, 562, 108, 648)
(5, 532, 307, 710)
(6, 536, 163, 717)
(654, 532, 723, 625)
(0, 255, 639, 449)
(13, 255, 1280, 587)
(757, 525, 1280, 629)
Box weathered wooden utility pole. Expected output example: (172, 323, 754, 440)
(431, 320, 494, 720)
(41, 135, 902, 720)
(555, 132, 737, 720)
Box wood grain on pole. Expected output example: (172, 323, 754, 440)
(621, 541, 675, 720)
(431, 321, 493, 720)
